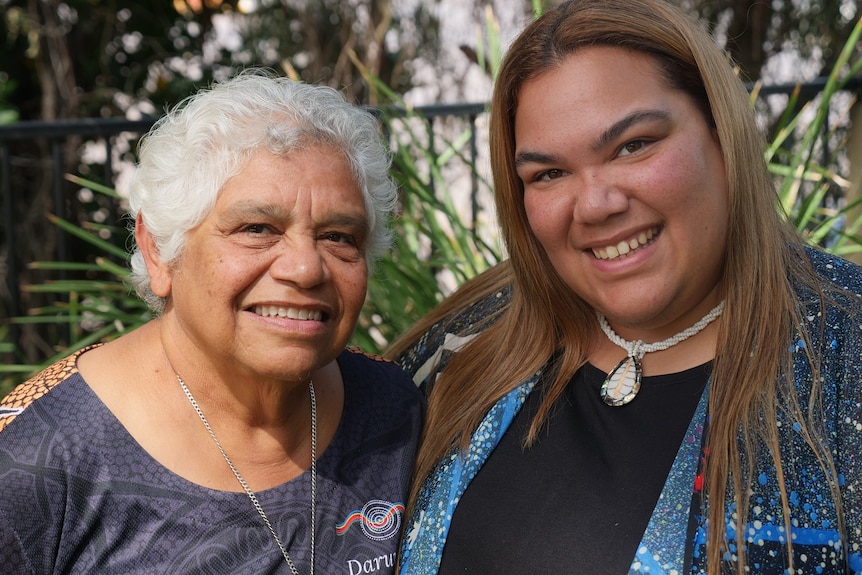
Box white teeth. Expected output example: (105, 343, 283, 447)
(592, 228, 657, 261)
(253, 306, 323, 321)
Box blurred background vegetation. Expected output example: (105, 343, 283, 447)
(1, 0, 861, 391)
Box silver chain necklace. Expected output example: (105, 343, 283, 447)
(596, 301, 724, 406)
(176, 374, 317, 575)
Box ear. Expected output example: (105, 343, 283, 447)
(135, 213, 173, 298)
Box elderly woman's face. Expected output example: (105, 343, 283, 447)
(515, 47, 728, 338)
(164, 146, 368, 381)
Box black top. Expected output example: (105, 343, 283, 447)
(438, 361, 710, 574)
(0, 348, 423, 575)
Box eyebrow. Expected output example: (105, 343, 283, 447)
(514, 108, 672, 170)
(322, 214, 369, 235)
(591, 109, 671, 151)
(223, 201, 288, 220)
(514, 149, 562, 169)
(223, 201, 369, 232)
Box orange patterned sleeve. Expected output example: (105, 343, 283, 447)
(0, 347, 94, 433)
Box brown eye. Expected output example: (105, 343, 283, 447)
(242, 224, 273, 234)
(619, 140, 646, 156)
(323, 232, 357, 246)
(537, 169, 565, 182)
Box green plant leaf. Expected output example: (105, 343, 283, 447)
(47, 214, 130, 260)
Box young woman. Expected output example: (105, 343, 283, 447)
(391, 1, 862, 573)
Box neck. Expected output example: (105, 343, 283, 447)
(598, 301, 724, 356)
(176, 371, 316, 492)
(155, 318, 344, 488)
(158, 319, 313, 428)
(598, 286, 725, 343)
(592, 301, 723, 377)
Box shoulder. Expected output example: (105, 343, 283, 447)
(794, 248, 862, 389)
(802, 248, 862, 338)
(339, 347, 422, 403)
(396, 286, 512, 393)
(395, 282, 512, 389)
(803, 246, 862, 296)
(795, 248, 862, 341)
(792, 247, 862, 325)
(341, 346, 411, 380)
(334, 348, 424, 457)
(0, 346, 99, 434)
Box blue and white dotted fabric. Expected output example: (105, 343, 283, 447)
(400, 376, 537, 573)
(398, 248, 862, 574)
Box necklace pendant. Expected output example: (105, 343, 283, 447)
(600, 356, 642, 407)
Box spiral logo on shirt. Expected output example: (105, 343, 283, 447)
(336, 500, 404, 541)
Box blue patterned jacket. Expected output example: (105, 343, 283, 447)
(396, 248, 862, 575)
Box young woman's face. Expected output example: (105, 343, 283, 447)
(516, 47, 728, 339)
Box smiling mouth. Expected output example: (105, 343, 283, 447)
(591, 227, 659, 261)
(252, 305, 324, 321)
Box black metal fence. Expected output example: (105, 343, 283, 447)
(0, 103, 488, 363)
(2, 78, 862, 364)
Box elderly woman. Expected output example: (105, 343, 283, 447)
(391, 1, 862, 574)
(0, 70, 422, 574)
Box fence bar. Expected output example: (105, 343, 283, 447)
(468, 113, 479, 229)
(51, 141, 68, 265)
(1, 143, 20, 330)
(426, 115, 437, 197)
(0, 87, 859, 360)
(103, 137, 120, 227)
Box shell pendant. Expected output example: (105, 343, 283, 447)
(600, 356, 642, 407)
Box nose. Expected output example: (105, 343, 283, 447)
(572, 171, 629, 225)
(270, 235, 328, 288)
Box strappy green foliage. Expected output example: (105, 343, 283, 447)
(2, 16, 861, 391)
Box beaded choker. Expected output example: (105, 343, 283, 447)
(596, 301, 724, 406)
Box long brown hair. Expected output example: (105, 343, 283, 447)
(392, 1, 843, 572)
